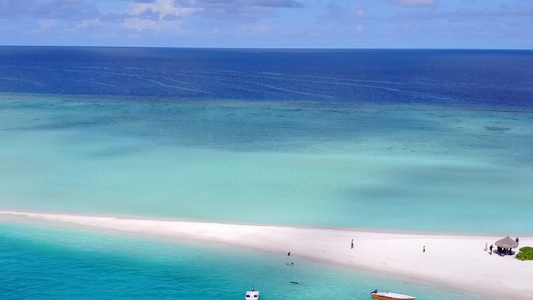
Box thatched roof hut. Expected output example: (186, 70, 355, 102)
(495, 236, 518, 249)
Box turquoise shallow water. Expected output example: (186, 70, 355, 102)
(1, 48, 532, 300)
(1, 95, 532, 233)
(0, 223, 484, 300)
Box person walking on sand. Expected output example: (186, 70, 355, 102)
(351, 239, 354, 249)
(489, 244, 493, 255)
(423, 245, 426, 253)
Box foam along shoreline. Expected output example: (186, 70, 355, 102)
(1, 210, 532, 299)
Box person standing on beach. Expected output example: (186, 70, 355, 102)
(489, 244, 493, 255)
(351, 239, 354, 249)
(423, 245, 426, 253)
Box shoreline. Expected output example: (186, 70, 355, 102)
(1, 209, 532, 299)
(4, 208, 524, 237)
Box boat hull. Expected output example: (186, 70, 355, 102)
(371, 292, 415, 300)
(245, 290, 259, 299)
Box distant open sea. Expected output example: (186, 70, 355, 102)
(1, 47, 532, 299)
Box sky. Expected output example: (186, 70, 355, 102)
(0, 0, 532, 49)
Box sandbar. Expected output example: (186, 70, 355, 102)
(1, 209, 531, 299)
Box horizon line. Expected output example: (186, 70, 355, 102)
(1, 45, 532, 51)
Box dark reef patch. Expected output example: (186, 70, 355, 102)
(485, 126, 511, 132)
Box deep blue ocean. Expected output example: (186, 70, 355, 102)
(1, 47, 531, 299)
(1, 47, 532, 107)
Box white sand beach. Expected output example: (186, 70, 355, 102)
(1, 209, 531, 299)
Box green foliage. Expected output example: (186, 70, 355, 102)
(515, 247, 533, 261)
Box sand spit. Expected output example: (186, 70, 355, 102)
(1, 210, 532, 299)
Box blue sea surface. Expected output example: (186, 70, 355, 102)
(0, 47, 532, 107)
(1, 96, 532, 233)
(1, 47, 532, 299)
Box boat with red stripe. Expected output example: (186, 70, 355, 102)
(370, 289, 416, 300)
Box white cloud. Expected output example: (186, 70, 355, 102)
(119, 0, 199, 33)
(121, 16, 188, 34)
(31, 19, 58, 33)
(354, 6, 366, 18)
(122, 17, 158, 31)
(236, 24, 274, 35)
(355, 24, 365, 34)
(128, 0, 199, 20)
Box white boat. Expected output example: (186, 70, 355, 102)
(245, 288, 259, 299)
(371, 290, 415, 300)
